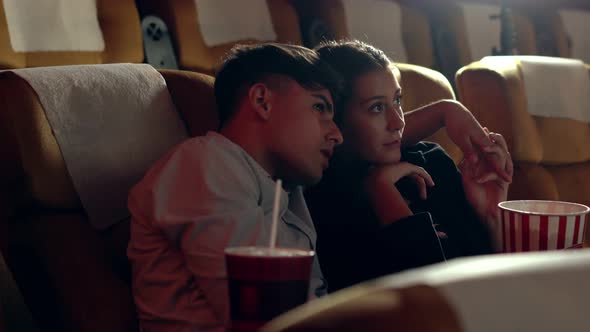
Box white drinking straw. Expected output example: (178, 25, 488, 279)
(269, 179, 282, 249)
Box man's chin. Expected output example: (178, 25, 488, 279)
(280, 171, 322, 188)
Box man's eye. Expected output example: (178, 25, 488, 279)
(394, 95, 402, 106)
(314, 103, 326, 113)
(369, 103, 385, 113)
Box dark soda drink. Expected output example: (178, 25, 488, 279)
(225, 247, 315, 332)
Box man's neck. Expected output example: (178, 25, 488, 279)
(220, 124, 276, 178)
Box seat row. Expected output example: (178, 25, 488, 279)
(1, 0, 589, 77)
(1, 54, 590, 331)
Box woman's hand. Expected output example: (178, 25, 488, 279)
(366, 162, 435, 200)
(459, 131, 513, 224)
(364, 162, 435, 225)
(442, 101, 512, 183)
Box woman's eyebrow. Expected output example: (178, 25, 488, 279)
(360, 95, 386, 104)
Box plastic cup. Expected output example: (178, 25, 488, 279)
(225, 246, 315, 332)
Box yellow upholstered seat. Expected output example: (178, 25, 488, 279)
(138, 0, 301, 74)
(456, 55, 590, 247)
(294, 0, 435, 68)
(397, 63, 462, 163)
(0, 0, 143, 69)
(424, 1, 538, 84)
(0, 65, 217, 331)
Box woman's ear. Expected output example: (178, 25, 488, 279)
(248, 83, 272, 120)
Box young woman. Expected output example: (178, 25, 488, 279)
(306, 40, 513, 292)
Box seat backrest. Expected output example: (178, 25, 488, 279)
(263, 250, 590, 332)
(397, 63, 462, 163)
(138, 0, 301, 74)
(556, 7, 590, 63)
(0, 64, 216, 331)
(0, 0, 143, 69)
(456, 56, 590, 246)
(295, 0, 434, 68)
(455, 2, 537, 60)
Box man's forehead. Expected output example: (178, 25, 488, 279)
(274, 75, 333, 103)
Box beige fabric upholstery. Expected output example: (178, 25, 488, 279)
(0, 66, 216, 331)
(263, 284, 462, 332)
(0, 0, 143, 69)
(265, 250, 590, 332)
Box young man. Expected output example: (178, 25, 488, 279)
(127, 44, 343, 331)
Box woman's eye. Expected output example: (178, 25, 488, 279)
(394, 95, 402, 106)
(369, 103, 385, 113)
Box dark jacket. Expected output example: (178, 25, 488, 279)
(305, 142, 494, 293)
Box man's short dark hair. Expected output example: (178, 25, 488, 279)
(214, 43, 342, 127)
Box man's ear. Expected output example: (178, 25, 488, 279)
(248, 83, 272, 120)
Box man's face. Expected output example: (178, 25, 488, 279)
(267, 79, 343, 186)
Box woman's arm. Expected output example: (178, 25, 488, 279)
(403, 99, 511, 182)
(403, 99, 488, 152)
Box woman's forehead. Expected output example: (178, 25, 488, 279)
(353, 69, 400, 97)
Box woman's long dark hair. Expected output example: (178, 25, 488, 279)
(315, 40, 392, 125)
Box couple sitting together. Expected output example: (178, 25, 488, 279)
(126, 40, 513, 331)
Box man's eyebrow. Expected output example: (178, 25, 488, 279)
(312, 94, 333, 112)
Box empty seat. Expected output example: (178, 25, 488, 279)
(425, 1, 537, 83)
(456, 55, 590, 246)
(138, 0, 302, 74)
(0, 64, 217, 331)
(295, 0, 435, 68)
(0, 0, 143, 69)
(556, 7, 590, 63)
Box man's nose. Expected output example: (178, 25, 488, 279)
(327, 121, 344, 146)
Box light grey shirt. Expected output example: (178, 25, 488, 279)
(128, 132, 326, 332)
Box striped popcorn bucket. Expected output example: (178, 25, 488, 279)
(497, 200, 589, 252)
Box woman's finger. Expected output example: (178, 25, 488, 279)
(488, 133, 514, 178)
(476, 172, 500, 184)
(482, 144, 512, 182)
(411, 165, 435, 187)
(411, 174, 428, 200)
(488, 132, 509, 152)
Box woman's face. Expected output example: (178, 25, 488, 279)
(341, 67, 404, 164)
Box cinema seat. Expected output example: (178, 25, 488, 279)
(138, 0, 302, 74)
(456, 55, 590, 247)
(0, 64, 217, 331)
(263, 250, 590, 332)
(397, 63, 462, 163)
(294, 0, 435, 68)
(0, 0, 143, 69)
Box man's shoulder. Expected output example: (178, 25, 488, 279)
(162, 132, 252, 172)
(131, 132, 260, 198)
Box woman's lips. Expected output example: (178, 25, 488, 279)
(383, 140, 401, 147)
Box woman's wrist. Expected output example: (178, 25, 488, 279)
(365, 179, 413, 225)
